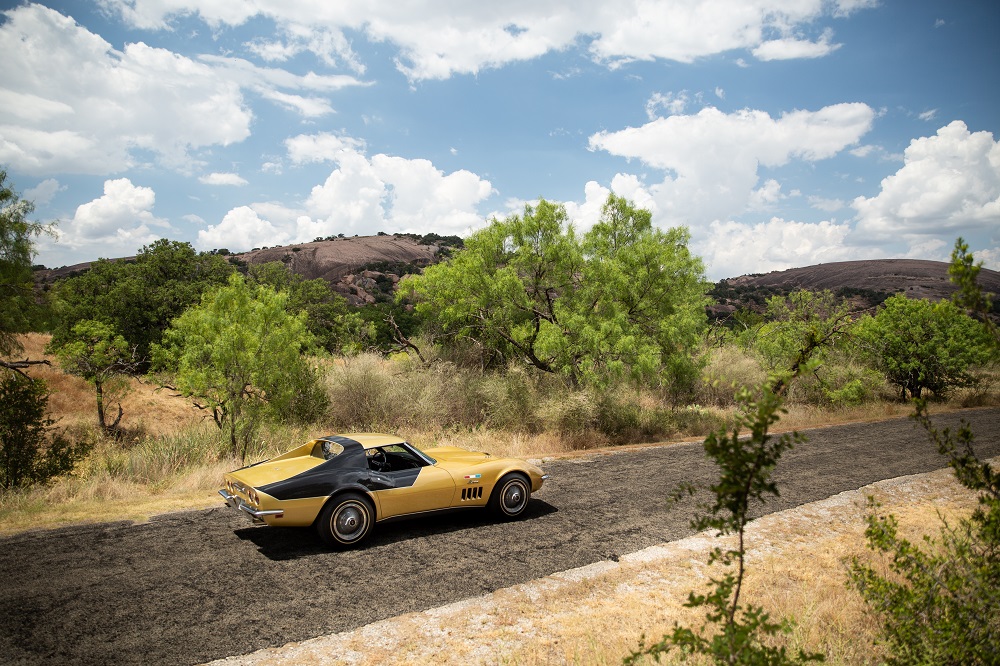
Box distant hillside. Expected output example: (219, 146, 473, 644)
(230, 234, 459, 304)
(711, 259, 1000, 320)
(35, 245, 1000, 316)
(34, 233, 462, 306)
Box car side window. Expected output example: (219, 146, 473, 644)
(367, 445, 425, 473)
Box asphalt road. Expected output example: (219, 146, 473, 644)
(2, 409, 999, 665)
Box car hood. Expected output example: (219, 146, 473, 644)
(226, 455, 325, 488)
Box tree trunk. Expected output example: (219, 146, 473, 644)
(95, 380, 106, 430)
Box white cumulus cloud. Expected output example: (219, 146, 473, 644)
(0, 4, 369, 177)
(42, 178, 168, 261)
(196, 135, 494, 251)
(199, 172, 248, 186)
(853, 121, 1000, 240)
(198, 206, 290, 252)
(589, 103, 875, 226)
(296, 151, 494, 239)
(286, 133, 368, 164)
(0, 4, 253, 175)
(99, 0, 873, 81)
(696, 217, 876, 279)
(752, 29, 841, 61)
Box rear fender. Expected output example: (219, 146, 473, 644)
(312, 485, 379, 526)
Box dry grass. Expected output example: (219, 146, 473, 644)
(17, 333, 207, 434)
(2, 335, 995, 535)
(207, 463, 988, 666)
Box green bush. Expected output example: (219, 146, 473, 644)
(0, 373, 89, 488)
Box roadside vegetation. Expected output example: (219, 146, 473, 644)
(2, 172, 999, 661)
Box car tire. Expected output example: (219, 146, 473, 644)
(488, 473, 531, 519)
(316, 493, 374, 548)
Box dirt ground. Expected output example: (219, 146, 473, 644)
(1, 409, 998, 666)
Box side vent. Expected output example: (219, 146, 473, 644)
(461, 486, 484, 501)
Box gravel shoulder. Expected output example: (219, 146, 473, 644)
(1, 409, 998, 666)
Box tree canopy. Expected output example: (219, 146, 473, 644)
(853, 293, 994, 399)
(400, 195, 709, 389)
(0, 170, 49, 361)
(50, 320, 140, 432)
(245, 261, 366, 354)
(51, 239, 235, 365)
(153, 274, 327, 460)
(0, 373, 87, 489)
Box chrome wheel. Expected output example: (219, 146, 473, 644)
(317, 493, 373, 548)
(333, 501, 368, 542)
(490, 473, 530, 519)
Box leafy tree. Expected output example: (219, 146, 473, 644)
(950, 237, 998, 341)
(245, 261, 366, 354)
(0, 373, 87, 489)
(847, 239, 1000, 664)
(853, 294, 993, 399)
(51, 239, 234, 365)
(627, 331, 839, 665)
(49, 320, 141, 433)
(400, 195, 709, 388)
(153, 274, 327, 461)
(742, 290, 850, 371)
(0, 170, 52, 370)
(575, 194, 709, 396)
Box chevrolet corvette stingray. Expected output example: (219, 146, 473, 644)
(219, 433, 548, 548)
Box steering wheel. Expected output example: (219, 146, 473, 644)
(370, 450, 389, 472)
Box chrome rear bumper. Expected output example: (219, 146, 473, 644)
(219, 489, 284, 522)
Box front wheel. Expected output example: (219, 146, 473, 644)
(488, 473, 531, 519)
(316, 493, 374, 548)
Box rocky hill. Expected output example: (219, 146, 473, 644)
(231, 234, 454, 304)
(711, 258, 1000, 320)
(35, 233, 461, 306)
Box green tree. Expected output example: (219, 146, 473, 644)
(0, 373, 87, 489)
(245, 261, 366, 354)
(743, 290, 850, 371)
(853, 294, 993, 399)
(49, 320, 140, 433)
(400, 195, 709, 388)
(0, 170, 52, 369)
(847, 239, 1000, 664)
(154, 274, 327, 461)
(51, 239, 234, 365)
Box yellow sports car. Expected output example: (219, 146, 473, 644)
(219, 433, 548, 548)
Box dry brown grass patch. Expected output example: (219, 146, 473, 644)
(16, 333, 206, 435)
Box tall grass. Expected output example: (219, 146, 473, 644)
(323, 353, 733, 448)
(4, 336, 996, 534)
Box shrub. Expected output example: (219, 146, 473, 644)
(0, 373, 89, 488)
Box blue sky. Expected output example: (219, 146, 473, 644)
(2, 0, 998, 279)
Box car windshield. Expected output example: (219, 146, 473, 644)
(406, 442, 436, 465)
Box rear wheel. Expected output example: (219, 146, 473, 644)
(488, 473, 531, 519)
(316, 493, 374, 548)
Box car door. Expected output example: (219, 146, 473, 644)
(372, 446, 456, 518)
